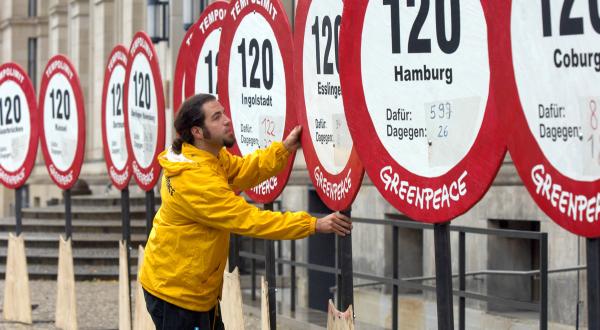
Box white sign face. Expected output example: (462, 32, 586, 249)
(303, 0, 352, 175)
(195, 29, 222, 95)
(0, 80, 31, 172)
(228, 13, 287, 156)
(127, 55, 158, 168)
(512, 0, 600, 181)
(105, 66, 127, 170)
(43, 73, 78, 172)
(361, 0, 489, 177)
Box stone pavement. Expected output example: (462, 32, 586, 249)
(0, 280, 275, 330)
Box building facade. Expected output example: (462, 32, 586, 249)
(0, 0, 588, 328)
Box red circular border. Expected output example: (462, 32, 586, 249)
(0, 63, 39, 189)
(101, 45, 131, 191)
(184, 1, 229, 101)
(498, 2, 600, 237)
(173, 18, 198, 114)
(294, 0, 364, 211)
(339, 0, 506, 223)
(38, 55, 86, 190)
(123, 31, 166, 192)
(218, 0, 296, 204)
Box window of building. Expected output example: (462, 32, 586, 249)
(28, 0, 37, 17)
(27, 38, 37, 85)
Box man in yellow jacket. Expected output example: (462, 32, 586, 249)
(140, 93, 352, 329)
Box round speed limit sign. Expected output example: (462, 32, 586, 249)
(185, 1, 228, 99)
(39, 55, 86, 190)
(102, 45, 130, 190)
(218, 0, 295, 203)
(173, 16, 199, 114)
(295, 0, 364, 211)
(339, 0, 505, 222)
(505, 0, 600, 237)
(124, 32, 166, 192)
(0, 63, 38, 189)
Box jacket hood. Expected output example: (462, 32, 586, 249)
(158, 143, 215, 177)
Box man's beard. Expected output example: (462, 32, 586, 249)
(223, 136, 236, 148)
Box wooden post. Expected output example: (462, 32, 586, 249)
(55, 236, 77, 330)
(3, 233, 32, 324)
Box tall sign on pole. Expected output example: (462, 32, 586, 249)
(219, 1, 295, 328)
(294, 0, 364, 313)
(339, 1, 505, 328)
(500, 1, 600, 328)
(123, 32, 166, 237)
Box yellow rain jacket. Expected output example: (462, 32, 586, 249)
(140, 141, 317, 312)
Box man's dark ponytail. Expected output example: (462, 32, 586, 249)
(172, 94, 216, 154)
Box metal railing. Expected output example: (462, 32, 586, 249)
(231, 213, 557, 330)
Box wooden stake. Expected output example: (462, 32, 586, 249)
(133, 245, 153, 330)
(55, 236, 77, 330)
(261, 276, 270, 330)
(119, 240, 131, 330)
(3, 233, 32, 324)
(327, 299, 354, 330)
(221, 266, 244, 329)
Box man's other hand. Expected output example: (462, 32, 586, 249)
(283, 125, 302, 152)
(316, 212, 352, 236)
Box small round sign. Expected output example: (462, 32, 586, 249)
(123, 31, 166, 192)
(184, 1, 228, 101)
(0, 63, 38, 189)
(505, 0, 600, 237)
(294, 0, 364, 211)
(39, 55, 86, 190)
(218, 0, 296, 203)
(102, 45, 131, 190)
(339, 0, 505, 222)
(173, 18, 198, 114)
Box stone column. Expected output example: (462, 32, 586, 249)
(49, 0, 68, 56)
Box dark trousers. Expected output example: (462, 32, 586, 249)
(143, 288, 225, 330)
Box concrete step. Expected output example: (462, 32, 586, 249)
(0, 218, 147, 234)
(69, 193, 161, 207)
(0, 246, 140, 266)
(0, 263, 139, 280)
(21, 205, 154, 220)
(0, 232, 147, 249)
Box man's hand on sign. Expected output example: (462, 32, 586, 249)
(283, 125, 302, 152)
(316, 212, 352, 236)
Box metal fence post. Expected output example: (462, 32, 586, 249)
(337, 209, 354, 313)
(586, 237, 600, 330)
(291, 239, 296, 312)
(15, 186, 23, 235)
(65, 188, 72, 239)
(145, 189, 155, 238)
(434, 222, 454, 330)
(459, 231, 465, 330)
(392, 225, 399, 330)
(540, 233, 548, 330)
(264, 203, 277, 330)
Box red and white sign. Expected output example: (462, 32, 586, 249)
(185, 1, 228, 101)
(39, 55, 86, 190)
(295, 0, 364, 211)
(503, 0, 600, 237)
(173, 18, 198, 114)
(0, 63, 38, 189)
(218, 0, 296, 203)
(123, 32, 166, 192)
(339, 0, 505, 222)
(102, 45, 131, 190)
